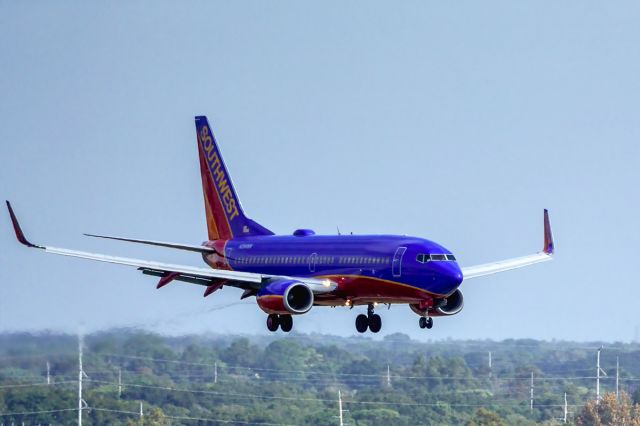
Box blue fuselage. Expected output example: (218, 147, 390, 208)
(205, 233, 463, 305)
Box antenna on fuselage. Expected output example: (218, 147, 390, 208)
(337, 226, 341, 235)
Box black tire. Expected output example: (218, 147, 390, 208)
(355, 314, 368, 333)
(280, 315, 293, 332)
(419, 317, 427, 329)
(369, 314, 382, 333)
(426, 317, 433, 329)
(266, 314, 279, 332)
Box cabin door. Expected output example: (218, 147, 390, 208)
(392, 247, 407, 277)
(309, 253, 318, 273)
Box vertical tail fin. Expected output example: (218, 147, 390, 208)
(195, 116, 273, 240)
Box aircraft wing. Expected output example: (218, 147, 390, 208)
(6, 202, 335, 295)
(461, 209, 554, 280)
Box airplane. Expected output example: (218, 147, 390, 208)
(6, 116, 554, 333)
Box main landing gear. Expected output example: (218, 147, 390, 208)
(419, 316, 433, 330)
(355, 303, 382, 333)
(267, 314, 293, 333)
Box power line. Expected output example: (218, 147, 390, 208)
(83, 364, 631, 383)
(99, 353, 627, 381)
(0, 380, 76, 389)
(82, 379, 585, 408)
(88, 406, 298, 425)
(0, 408, 77, 417)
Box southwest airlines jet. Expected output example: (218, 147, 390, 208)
(6, 116, 554, 333)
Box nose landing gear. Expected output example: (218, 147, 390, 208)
(419, 316, 433, 329)
(355, 303, 382, 333)
(266, 314, 293, 332)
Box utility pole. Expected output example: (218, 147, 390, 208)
(616, 356, 620, 400)
(214, 362, 218, 384)
(46, 361, 50, 385)
(563, 392, 568, 424)
(78, 334, 85, 426)
(139, 401, 143, 419)
(596, 346, 606, 404)
(338, 390, 344, 426)
(530, 371, 534, 412)
(488, 351, 492, 378)
(386, 364, 391, 388)
(118, 367, 122, 398)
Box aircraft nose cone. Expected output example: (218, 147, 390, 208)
(437, 262, 463, 289)
(450, 266, 463, 287)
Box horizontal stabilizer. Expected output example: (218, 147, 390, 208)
(84, 233, 215, 254)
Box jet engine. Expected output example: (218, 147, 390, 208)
(410, 289, 464, 317)
(256, 279, 314, 315)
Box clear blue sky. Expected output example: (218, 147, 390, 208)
(1, 1, 638, 341)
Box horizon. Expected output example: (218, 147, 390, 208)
(1, 328, 637, 348)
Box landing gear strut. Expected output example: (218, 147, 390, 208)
(419, 316, 433, 330)
(266, 314, 293, 333)
(355, 304, 382, 333)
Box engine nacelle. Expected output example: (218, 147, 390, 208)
(410, 289, 464, 317)
(256, 279, 314, 315)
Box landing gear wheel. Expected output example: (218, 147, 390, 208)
(267, 314, 280, 332)
(280, 315, 293, 332)
(426, 317, 433, 329)
(369, 314, 382, 333)
(355, 314, 369, 333)
(419, 317, 427, 329)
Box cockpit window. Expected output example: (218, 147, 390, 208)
(417, 253, 457, 263)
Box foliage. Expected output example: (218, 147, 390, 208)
(1, 332, 640, 425)
(575, 392, 640, 426)
(465, 408, 507, 426)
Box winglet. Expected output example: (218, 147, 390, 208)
(6, 201, 43, 249)
(543, 209, 554, 255)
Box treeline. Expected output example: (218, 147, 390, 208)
(1, 331, 639, 425)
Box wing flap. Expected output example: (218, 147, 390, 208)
(41, 245, 263, 282)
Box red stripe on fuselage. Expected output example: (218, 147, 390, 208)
(198, 140, 233, 240)
(314, 275, 443, 306)
(202, 239, 232, 270)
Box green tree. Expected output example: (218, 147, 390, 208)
(465, 408, 507, 426)
(220, 338, 260, 366)
(352, 408, 406, 426)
